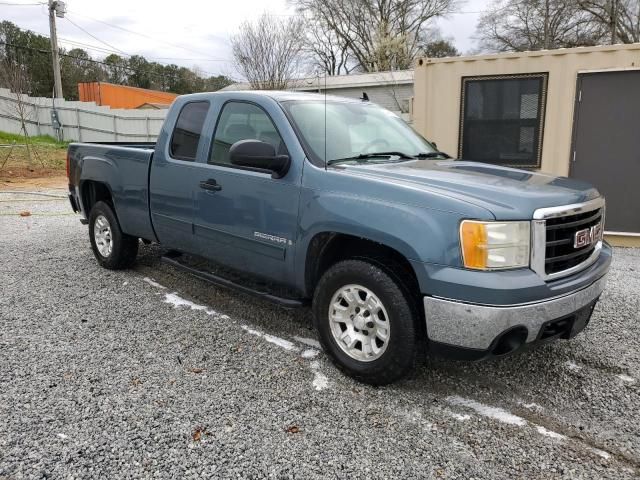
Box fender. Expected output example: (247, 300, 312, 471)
(294, 189, 478, 295)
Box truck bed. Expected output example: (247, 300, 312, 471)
(67, 142, 156, 242)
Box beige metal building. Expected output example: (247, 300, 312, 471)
(412, 44, 640, 242)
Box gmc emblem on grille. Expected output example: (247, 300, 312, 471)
(574, 222, 603, 249)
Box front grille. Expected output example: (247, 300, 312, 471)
(544, 208, 603, 275)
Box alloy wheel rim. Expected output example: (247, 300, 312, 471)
(94, 214, 113, 257)
(328, 284, 390, 362)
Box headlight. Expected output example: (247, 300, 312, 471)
(460, 220, 530, 270)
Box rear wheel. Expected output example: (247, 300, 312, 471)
(313, 259, 419, 385)
(88, 201, 138, 269)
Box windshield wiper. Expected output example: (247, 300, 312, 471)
(415, 151, 451, 159)
(327, 151, 415, 165)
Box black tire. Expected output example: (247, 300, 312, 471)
(312, 259, 419, 386)
(88, 200, 138, 269)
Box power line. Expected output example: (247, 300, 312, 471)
(4, 23, 232, 78)
(64, 15, 130, 56)
(5, 22, 231, 66)
(58, 16, 230, 77)
(52, 35, 232, 70)
(55, 36, 130, 55)
(141, 56, 231, 62)
(0, 2, 45, 5)
(64, 9, 228, 62)
(0, 41, 233, 86)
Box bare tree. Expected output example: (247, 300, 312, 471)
(291, 0, 457, 72)
(476, 0, 601, 52)
(578, 0, 640, 44)
(0, 56, 43, 170)
(231, 14, 306, 90)
(304, 16, 357, 75)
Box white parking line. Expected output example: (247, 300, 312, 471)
(293, 336, 322, 350)
(142, 277, 331, 392)
(241, 325, 299, 352)
(310, 361, 330, 391)
(565, 360, 583, 371)
(164, 292, 230, 320)
(143, 277, 166, 289)
(449, 412, 471, 421)
(536, 426, 567, 440)
(446, 395, 615, 461)
(590, 447, 611, 460)
(617, 374, 636, 383)
(446, 396, 527, 426)
(301, 349, 320, 359)
(519, 401, 544, 411)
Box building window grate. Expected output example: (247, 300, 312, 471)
(458, 73, 549, 169)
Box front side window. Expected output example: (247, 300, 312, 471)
(210, 102, 286, 165)
(281, 100, 438, 165)
(170, 101, 209, 161)
(459, 73, 548, 168)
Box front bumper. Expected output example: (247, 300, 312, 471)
(424, 274, 607, 358)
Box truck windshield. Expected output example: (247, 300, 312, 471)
(281, 100, 440, 165)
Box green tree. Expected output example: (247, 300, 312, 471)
(0, 21, 54, 96)
(127, 55, 152, 89)
(0, 21, 235, 98)
(202, 74, 233, 92)
(421, 39, 459, 57)
(61, 48, 106, 100)
(104, 54, 129, 85)
(148, 62, 169, 91)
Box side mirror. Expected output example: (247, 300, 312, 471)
(229, 139, 290, 179)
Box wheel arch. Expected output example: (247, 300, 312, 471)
(303, 231, 422, 304)
(80, 180, 115, 218)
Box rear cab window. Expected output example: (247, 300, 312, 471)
(170, 101, 209, 161)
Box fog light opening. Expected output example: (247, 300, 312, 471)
(491, 327, 528, 356)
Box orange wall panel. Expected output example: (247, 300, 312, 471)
(77, 82, 178, 109)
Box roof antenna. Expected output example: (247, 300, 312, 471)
(360, 91, 369, 102)
(324, 71, 327, 171)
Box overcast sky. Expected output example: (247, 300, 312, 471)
(1, 0, 486, 79)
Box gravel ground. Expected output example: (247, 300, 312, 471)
(1, 191, 639, 479)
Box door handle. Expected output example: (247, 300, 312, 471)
(199, 179, 222, 191)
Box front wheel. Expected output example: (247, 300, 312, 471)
(88, 201, 138, 269)
(312, 259, 419, 385)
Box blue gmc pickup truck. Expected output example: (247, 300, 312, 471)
(67, 91, 611, 385)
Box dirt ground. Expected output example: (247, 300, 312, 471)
(0, 144, 67, 190)
(0, 173, 67, 190)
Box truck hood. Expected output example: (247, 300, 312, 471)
(339, 160, 601, 220)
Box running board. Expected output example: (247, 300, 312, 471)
(161, 253, 307, 309)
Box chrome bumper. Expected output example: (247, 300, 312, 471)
(424, 275, 607, 350)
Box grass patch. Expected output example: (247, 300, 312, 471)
(0, 131, 69, 148)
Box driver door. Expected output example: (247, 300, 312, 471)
(191, 101, 300, 284)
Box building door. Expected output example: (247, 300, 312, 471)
(570, 71, 640, 234)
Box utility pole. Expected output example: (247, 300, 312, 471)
(610, 0, 618, 44)
(48, 0, 65, 99)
